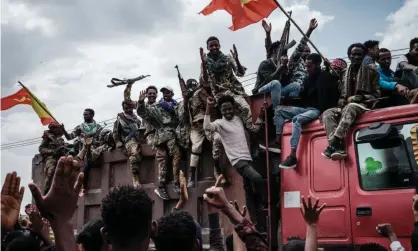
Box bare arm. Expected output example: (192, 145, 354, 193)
(399, 61, 418, 71)
(203, 99, 218, 132)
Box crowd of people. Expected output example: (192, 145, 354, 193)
(2, 158, 418, 251)
(3, 15, 418, 250)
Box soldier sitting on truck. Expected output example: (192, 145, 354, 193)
(200, 37, 260, 159)
(203, 95, 266, 224)
(63, 108, 103, 156)
(188, 77, 227, 187)
(38, 122, 67, 195)
(322, 43, 381, 160)
(113, 83, 142, 187)
(137, 86, 182, 198)
(255, 18, 318, 153)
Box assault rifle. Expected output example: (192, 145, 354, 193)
(107, 75, 150, 88)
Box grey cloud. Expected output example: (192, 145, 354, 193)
(1, 0, 185, 90)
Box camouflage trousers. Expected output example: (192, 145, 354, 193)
(190, 128, 223, 167)
(322, 104, 365, 143)
(43, 156, 57, 195)
(125, 139, 141, 176)
(232, 95, 253, 130)
(156, 138, 181, 186)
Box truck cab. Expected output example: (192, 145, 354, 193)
(276, 103, 418, 250)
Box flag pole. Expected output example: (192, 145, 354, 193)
(18, 81, 59, 123)
(272, 0, 339, 75)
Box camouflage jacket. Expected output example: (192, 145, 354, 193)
(68, 121, 103, 143)
(39, 131, 66, 158)
(288, 37, 308, 87)
(190, 87, 220, 131)
(200, 54, 247, 100)
(113, 112, 141, 144)
(142, 101, 157, 146)
(175, 100, 191, 149)
(137, 101, 178, 146)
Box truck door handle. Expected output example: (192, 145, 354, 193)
(356, 207, 372, 217)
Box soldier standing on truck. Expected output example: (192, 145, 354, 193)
(322, 43, 381, 160)
(113, 82, 142, 187)
(199, 38, 259, 159)
(188, 77, 226, 187)
(38, 122, 67, 195)
(137, 86, 182, 198)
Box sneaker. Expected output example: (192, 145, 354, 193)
(279, 155, 297, 169)
(331, 149, 347, 161)
(259, 141, 281, 154)
(173, 182, 181, 194)
(321, 146, 334, 159)
(154, 186, 170, 200)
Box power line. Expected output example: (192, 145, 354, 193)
(1, 46, 409, 150)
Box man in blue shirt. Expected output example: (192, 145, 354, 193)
(377, 48, 410, 106)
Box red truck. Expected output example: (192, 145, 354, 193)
(249, 94, 418, 250)
(32, 95, 418, 250)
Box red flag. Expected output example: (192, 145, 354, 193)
(1, 88, 32, 110)
(1, 87, 55, 126)
(200, 0, 278, 31)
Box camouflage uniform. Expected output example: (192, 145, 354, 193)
(38, 130, 66, 195)
(201, 54, 253, 129)
(189, 87, 224, 177)
(113, 112, 142, 185)
(175, 100, 191, 150)
(323, 63, 380, 142)
(137, 100, 181, 187)
(68, 121, 103, 157)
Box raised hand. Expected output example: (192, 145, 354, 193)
(230, 44, 239, 60)
(261, 19, 272, 33)
(175, 171, 189, 210)
(29, 155, 84, 222)
(230, 200, 246, 217)
(203, 175, 229, 209)
(138, 90, 147, 103)
(300, 196, 325, 225)
(200, 47, 207, 64)
(1, 172, 25, 230)
(309, 18, 318, 30)
(207, 97, 215, 107)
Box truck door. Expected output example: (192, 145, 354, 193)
(348, 120, 418, 249)
(281, 125, 353, 247)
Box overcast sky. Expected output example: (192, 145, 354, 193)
(1, 0, 417, 210)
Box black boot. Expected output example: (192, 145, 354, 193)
(187, 167, 196, 188)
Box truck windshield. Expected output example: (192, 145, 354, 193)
(355, 122, 418, 191)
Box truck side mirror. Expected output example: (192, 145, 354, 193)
(357, 122, 402, 149)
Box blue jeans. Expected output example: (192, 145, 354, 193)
(257, 80, 301, 109)
(275, 106, 320, 150)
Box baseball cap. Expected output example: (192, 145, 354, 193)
(160, 86, 174, 93)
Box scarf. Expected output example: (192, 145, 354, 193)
(80, 121, 98, 137)
(159, 98, 177, 113)
(206, 51, 229, 74)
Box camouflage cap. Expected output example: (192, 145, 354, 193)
(160, 86, 174, 93)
